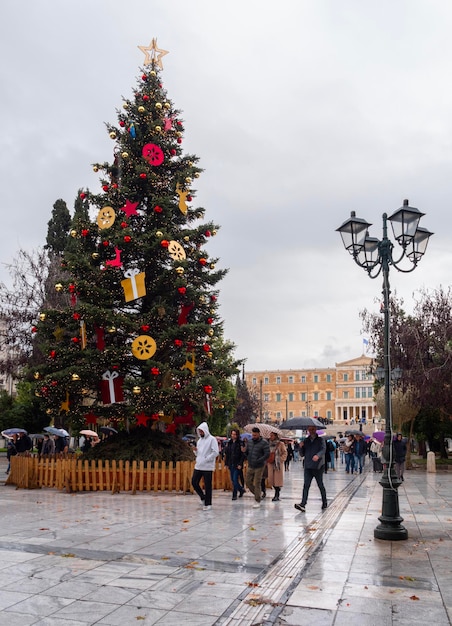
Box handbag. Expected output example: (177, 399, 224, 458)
(267, 451, 275, 464)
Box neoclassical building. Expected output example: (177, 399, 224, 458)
(245, 354, 379, 424)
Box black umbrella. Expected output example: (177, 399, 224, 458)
(345, 429, 364, 436)
(100, 426, 118, 435)
(280, 416, 324, 430)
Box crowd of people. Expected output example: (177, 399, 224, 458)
(191, 425, 408, 513)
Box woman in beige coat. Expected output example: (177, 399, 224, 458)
(267, 432, 288, 501)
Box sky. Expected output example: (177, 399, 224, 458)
(1, 0, 452, 372)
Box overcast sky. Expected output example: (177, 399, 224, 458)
(2, 0, 452, 372)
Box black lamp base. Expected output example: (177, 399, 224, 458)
(374, 467, 408, 541)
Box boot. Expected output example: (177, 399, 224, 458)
(272, 487, 280, 501)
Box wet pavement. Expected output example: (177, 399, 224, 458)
(0, 455, 451, 625)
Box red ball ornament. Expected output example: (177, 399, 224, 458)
(174, 382, 181, 390)
(178, 287, 186, 295)
(210, 295, 217, 302)
(51, 380, 58, 387)
(205, 230, 211, 237)
(102, 184, 109, 192)
(143, 94, 149, 101)
(199, 258, 207, 266)
(151, 367, 160, 376)
(187, 195, 192, 201)
(80, 192, 86, 199)
(170, 149, 176, 156)
(177, 138, 182, 144)
(154, 205, 163, 213)
(124, 235, 131, 243)
(204, 385, 213, 394)
(202, 344, 211, 352)
(103, 240, 109, 247)
(119, 120, 125, 127)
(31, 326, 37, 333)
(141, 324, 150, 332)
(49, 350, 56, 359)
(120, 221, 128, 229)
(112, 183, 118, 189)
(71, 337, 80, 343)
(177, 121, 183, 126)
(160, 240, 169, 248)
(207, 317, 213, 324)
(72, 313, 81, 320)
(81, 229, 89, 237)
(174, 339, 183, 347)
(139, 173, 147, 179)
(142, 74, 147, 81)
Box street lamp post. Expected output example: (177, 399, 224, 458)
(337, 199, 432, 541)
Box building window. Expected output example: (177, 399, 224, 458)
(343, 373, 348, 382)
(264, 393, 270, 402)
(367, 387, 373, 398)
(288, 375, 294, 384)
(313, 374, 319, 383)
(313, 392, 319, 401)
(326, 391, 332, 401)
(326, 410, 332, 419)
(343, 391, 349, 399)
(289, 410, 294, 418)
(301, 375, 306, 383)
(252, 377, 257, 385)
(326, 374, 332, 382)
(263, 411, 270, 421)
(301, 392, 307, 402)
(276, 376, 281, 384)
(264, 376, 269, 384)
(276, 393, 281, 402)
(276, 411, 282, 420)
(288, 393, 294, 401)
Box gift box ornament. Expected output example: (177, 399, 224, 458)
(121, 269, 146, 302)
(101, 370, 124, 404)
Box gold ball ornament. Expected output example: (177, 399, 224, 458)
(212, 229, 217, 236)
(185, 177, 192, 184)
(109, 131, 117, 139)
(55, 283, 63, 292)
(155, 102, 162, 109)
(210, 263, 216, 270)
(107, 326, 116, 334)
(123, 102, 129, 109)
(207, 352, 213, 358)
(199, 295, 206, 304)
(183, 236, 190, 242)
(188, 161, 193, 167)
(175, 267, 184, 275)
(46, 409, 52, 414)
(121, 152, 129, 159)
(70, 229, 77, 238)
(133, 386, 141, 394)
(194, 172, 200, 178)
(131, 335, 157, 360)
(71, 373, 80, 381)
(138, 106, 145, 113)
(155, 231, 163, 238)
(164, 102, 170, 109)
(155, 125, 162, 132)
(208, 329, 214, 337)
(92, 252, 100, 259)
(93, 165, 99, 173)
(39, 313, 46, 321)
(34, 372, 40, 379)
(150, 70, 156, 77)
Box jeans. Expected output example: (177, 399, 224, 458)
(191, 469, 213, 506)
(345, 453, 355, 473)
(354, 454, 365, 474)
(245, 466, 265, 503)
(301, 467, 327, 507)
(229, 467, 244, 497)
(329, 451, 335, 470)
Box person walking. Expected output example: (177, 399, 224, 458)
(295, 425, 328, 513)
(41, 433, 55, 456)
(344, 434, 355, 474)
(394, 433, 407, 481)
(244, 427, 270, 509)
(224, 429, 245, 500)
(353, 434, 366, 474)
(191, 421, 219, 511)
(284, 442, 294, 471)
(267, 432, 288, 501)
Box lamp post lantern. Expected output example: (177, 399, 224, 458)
(337, 199, 433, 541)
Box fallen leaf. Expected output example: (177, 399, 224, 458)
(308, 585, 320, 590)
(183, 519, 190, 523)
(207, 582, 216, 586)
(410, 595, 420, 600)
(39, 528, 49, 531)
(61, 553, 75, 558)
(246, 582, 260, 587)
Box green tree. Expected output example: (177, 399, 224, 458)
(234, 375, 260, 427)
(45, 199, 71, 254)
(28, 56, 240, 434)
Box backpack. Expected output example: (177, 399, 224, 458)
(326, 440, 335, 453)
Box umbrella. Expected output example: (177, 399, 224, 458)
(244, 423, 284, 438)
(345, 429, 364, 436)
(29, 434, 45, 440)
(80, 429, 99, 438)
(100, 426, 118, 435)
(372, 431, 385, 442)
(44, 426, 70, 437)
(2, 428, 28, 437)
(280, 416, 324, 430)
(316, 429, 326, 436)
(240, 432, 252, 441)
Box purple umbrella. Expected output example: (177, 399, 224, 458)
(372, 431, 385, 443)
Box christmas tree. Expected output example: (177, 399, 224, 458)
(29, 39, 240, 436)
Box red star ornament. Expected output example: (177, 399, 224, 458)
(121, 200, 139, 217)
(135, 412, 150, 426)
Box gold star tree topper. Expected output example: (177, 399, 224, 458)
(138, 38, 169, 69)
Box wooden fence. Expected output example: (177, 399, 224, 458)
(6, 455, 234, 494)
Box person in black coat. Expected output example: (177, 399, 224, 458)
(295, 426, 328, 513)
(224, 429, 246, 500)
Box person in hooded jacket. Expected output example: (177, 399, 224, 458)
(191, 421, 219, 511)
